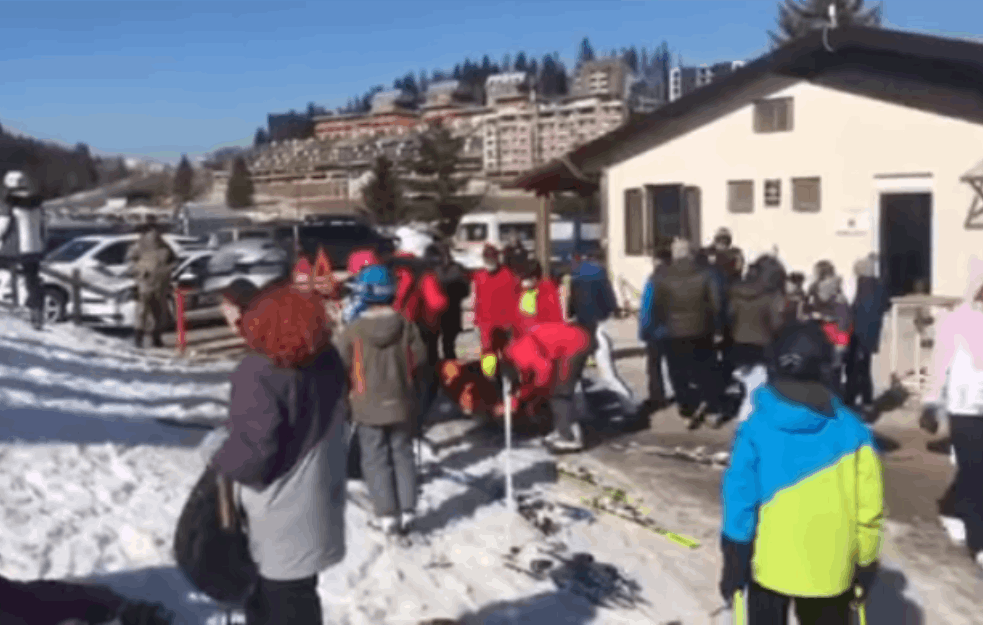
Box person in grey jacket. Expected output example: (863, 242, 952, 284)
(337, 265, 428, 537)
(0, 170, 46, 329)
(654, 237, 723, 426)
(209, 283, 348, 625)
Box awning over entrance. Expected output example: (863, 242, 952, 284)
(512, 156, 599, 197)
(959, 158, 983, 229)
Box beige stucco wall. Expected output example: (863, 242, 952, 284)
(606, 80, 983, 300)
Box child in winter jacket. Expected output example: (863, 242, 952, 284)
(338, 265, 428, 536)
(720, 322, 884, 624)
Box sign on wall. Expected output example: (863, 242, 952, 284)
(764, 179, 781, 207)
(835, 208, 871, 236)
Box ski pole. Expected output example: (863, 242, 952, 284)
(854, 586, 868, 625)
(503, 376, 515, 514)
(732, 588, 746, 625)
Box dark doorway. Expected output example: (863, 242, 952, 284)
(879, 193, 932, 297)
(645, 184, 684, 255)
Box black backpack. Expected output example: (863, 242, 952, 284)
(173, 466, 259, 605)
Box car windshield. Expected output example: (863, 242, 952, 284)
(45, 239, 100, 263)
(459, 223, 488, 242)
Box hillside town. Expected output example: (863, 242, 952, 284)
(2, 1, 983, 625)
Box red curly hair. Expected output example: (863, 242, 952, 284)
(240, 285, 333, 368)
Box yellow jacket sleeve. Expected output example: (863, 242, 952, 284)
(855, 444, 885, 567)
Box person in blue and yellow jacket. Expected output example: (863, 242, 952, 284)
(719, 321, 884, 625)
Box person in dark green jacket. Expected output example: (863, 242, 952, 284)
(720, 321, 884, 624)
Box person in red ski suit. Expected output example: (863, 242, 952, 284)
(501, 321, 595, 453)
(393, 252, 449, 367)
(473, 244, 521, 353)
(512, 260, 564, 338)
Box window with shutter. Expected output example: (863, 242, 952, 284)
(753, 98, 793, 133)
(727, 180, 754, 213)
(625, 189, 644, 256)
(792, 177, 821, 212)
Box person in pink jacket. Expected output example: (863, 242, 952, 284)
(920, 256, 983, 571)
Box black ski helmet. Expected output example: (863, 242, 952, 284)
(767, 321, 833, 383)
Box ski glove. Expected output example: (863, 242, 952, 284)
(719, 536, 753, 603)
(919, 404, 940, 434)
(852, 561, 879, 603)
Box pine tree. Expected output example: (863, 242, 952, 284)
(501, 53, 511, 72)
(515, 51, 528, 72)
(623, 46, 639, 73)
(578, 37, 595, 66)
(363, 155, 404, 225)
(172, 154, 194, 206)
(226, 156, 254, 209)
(655, 41, 672, 102)
(408, 122, 468, 227)
(769, 0, 881, 47)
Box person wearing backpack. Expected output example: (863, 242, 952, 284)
(338, 265, 428, 536)
(209, 282, 349, 625)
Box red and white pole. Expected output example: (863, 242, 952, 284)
(175, 287, 188, 355)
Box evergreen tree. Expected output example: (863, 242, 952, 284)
(501, 53, 511, 72)
(172, 154, 194, 205)
(226, 156, 254, 209)
(528, 57, 539, 80)
(481, 55, 492, 74)
(655, 41, 672, 101)
(453, 64, 462, 80)
(770, 0, 882, 47)
(578, 37, 595, 66)
(432, 68, 447, 82)
(407, 121, 468, 227)
(254, 127, 269, 147)
(419, 69, 429, 94)
(623, 46, 639, 73)
(363, 155, 404, 225)
(514, 51, 528, 72)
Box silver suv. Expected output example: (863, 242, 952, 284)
(203, 238, 291, 296)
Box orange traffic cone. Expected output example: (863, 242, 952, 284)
(292, 256, 313, 291)
(314, 247, 335, 297)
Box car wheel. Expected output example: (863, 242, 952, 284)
(43, 287, 67, 323)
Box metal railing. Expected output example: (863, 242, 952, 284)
(887, 294, 962, 396)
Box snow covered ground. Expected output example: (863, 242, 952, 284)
(0, 313, 709, 624)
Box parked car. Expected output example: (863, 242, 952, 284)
(294, 216, 397, 270)
(202, 238, 291, 297)
(17, 233, 208, 326)
(116, 250, 221, 328)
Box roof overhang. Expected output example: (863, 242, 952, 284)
(513, 156, 599, 196)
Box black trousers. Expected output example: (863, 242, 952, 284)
(419, 323, 440, 369)
(844, 336, 874, 407)
(950, 415, 983, 554)
(665, 335, 718, 414)
(19, 258, 43, 312)
(729, 343, 767, 370)
(550, 348, 591, 441)
(440, 324, 460, 361)
(747, 581, 852, 625)
(645, 340, 667, 406)
(245, 575, 321, 625)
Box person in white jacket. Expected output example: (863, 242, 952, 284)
(920, 256, 983, 571)
(0, 171, 46, 329)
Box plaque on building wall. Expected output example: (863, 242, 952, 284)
(835, 208, 872, 236)
(764, 179, 781, 207)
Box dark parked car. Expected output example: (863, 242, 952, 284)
(292, 216, 396, 270)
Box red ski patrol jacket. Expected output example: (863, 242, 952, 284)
(394, 266, 449, 332)
(512, 278, 564, 338)
(473, 265, 521, 349)
(504, 322, 592, 400)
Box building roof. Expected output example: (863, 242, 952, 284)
(486, 72, 529, 87)
(516, 26, 983, 193)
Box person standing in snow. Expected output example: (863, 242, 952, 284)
(654, 237, 723, 427)
(337, 266, 428, 536)
(472, 244, 521, 354)
(425, 242, 470, 361)
(0, 170, 46, 330)
(726, 255, 787, 427)
(499, 321, 595, 453)
(720, 321, 884, 624)
(806, 261, 853, 394)
(209, 284, 349, 625)
(511, 259, 563, 337)
(919, 256, 983, 572)
(639, 248, 673, 416)
(568, 251, 639, 416)
(845, 254, 890, 417)
(126, 220, 177, 348)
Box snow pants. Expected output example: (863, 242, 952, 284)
(747, 581, 852, 625)
(358, 422, 417, 518)
(645, 340, 669, 407)
(550, 349, 591, 441)
(245, 575, 321, 625)
(950, 415, 983, 555)
(19, 258, 42, 314)
(665, 335, 719, 415)
(135, 289, 169, 336)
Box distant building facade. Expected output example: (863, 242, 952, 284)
(669, 61, 746, 102)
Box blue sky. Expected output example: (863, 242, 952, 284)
(0, 0, 978, 161)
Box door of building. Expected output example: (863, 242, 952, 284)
(879, 193, 932, 297)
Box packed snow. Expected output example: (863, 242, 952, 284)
(0, 313, 710, 624)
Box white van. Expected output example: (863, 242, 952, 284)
(453, 211, 539, 268)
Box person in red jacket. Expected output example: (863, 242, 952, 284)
(500, 321, 595, 453)
(393, 252, 449, 367)
(473, 244, 521, 353)
(512, 260, 564, 337)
